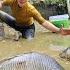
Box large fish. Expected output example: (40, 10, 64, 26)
(0, 52, 64, 70)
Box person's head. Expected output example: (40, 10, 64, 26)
(17, 0, 27, 7)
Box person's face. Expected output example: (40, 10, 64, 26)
(17, 0, 27, 7)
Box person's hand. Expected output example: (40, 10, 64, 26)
(0, 1, 3, 9)
(60, 27, 70, 35)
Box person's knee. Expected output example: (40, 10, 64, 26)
(0, 10, 6, 20)
(0, 10, 15, 22)
(0, 10, 13, 17)
(22, 29, 35, 39)
(26, 29, 35, 38)
(0, 10, 5, 16)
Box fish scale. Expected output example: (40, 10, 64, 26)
(0, 52, 64, 70)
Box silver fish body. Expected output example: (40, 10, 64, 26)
(0, 52, 64, 70)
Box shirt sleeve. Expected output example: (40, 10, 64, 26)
(3, 0, 13, 5)
(30, 6, 46, 24)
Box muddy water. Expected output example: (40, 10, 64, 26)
(0, 23, 70, 70)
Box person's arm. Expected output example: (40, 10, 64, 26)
(30, 5, 70, 35)
(0, 0, 13, 8)
(0, 1, 4, 9)
(41, 20, 60, 32)
(30, 6, 60, 32)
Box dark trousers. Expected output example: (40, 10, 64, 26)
(0, 11, 35, 39)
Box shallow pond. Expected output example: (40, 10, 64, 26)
(0, 23, 70, 70)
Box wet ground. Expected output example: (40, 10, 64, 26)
(0, 23, 70, 70)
